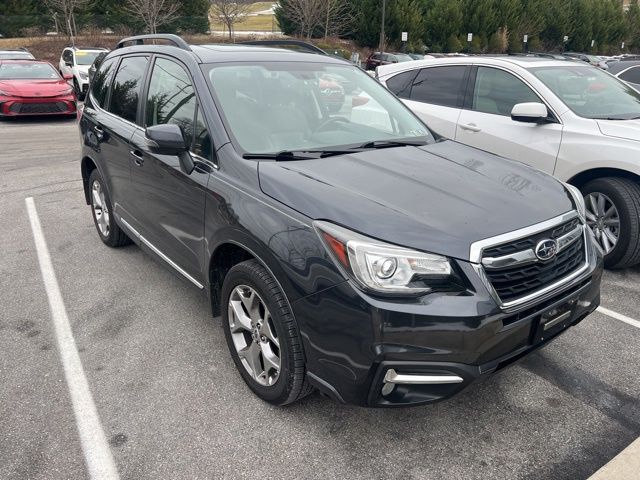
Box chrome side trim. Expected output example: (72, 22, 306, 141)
(482, 223, 583, 270)
(118, 215, 204, 290)
(383, 369, 464, 385)
(469, 211, 578, 264)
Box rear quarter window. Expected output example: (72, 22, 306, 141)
(409, 66, 467, 108)
(90, 57, 117, 109)
(107, 56, 149, 123)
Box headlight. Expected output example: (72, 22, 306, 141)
(79, 71, 88, 80)
(563, 182, 586, 223)
(314, 221, 455, 295)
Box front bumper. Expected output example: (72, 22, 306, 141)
(293, 235, 603, 407)
(0, 95, 77, 117)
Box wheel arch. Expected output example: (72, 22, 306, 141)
(81, 155, 98, 204)
(567, 167, 640, 189)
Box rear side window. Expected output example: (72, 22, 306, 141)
(386, 70, 418, 99)
(146, 57, 212, 159)
(472, 67, 540, 116)
(91, 57, 117, 108)
(409, 66, 467, 108)
(619, 67, 640, 85)
(108, 56, 149, 123)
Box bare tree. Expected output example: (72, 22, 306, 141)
(285, 0, 325, 39)
(210, 0, 253, 40)
(43, 0, 90, 40)
(323, 0, 352, 39)
(124, 0, 181, 34)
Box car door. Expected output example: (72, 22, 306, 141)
(128, 56, 212, 285)
(83, 55, 150, 224)
(455, 66, 563, 174)
(394, 65, 469, 139)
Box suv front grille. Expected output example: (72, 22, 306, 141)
(481, 217, 585, 303)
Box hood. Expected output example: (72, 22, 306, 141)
(597, 119, 640, 142)
(258, 140, 574, 261)
(0, 79, 72, 97)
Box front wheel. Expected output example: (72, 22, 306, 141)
(221, 259, 313, 405)
(582, 177, 640, 268)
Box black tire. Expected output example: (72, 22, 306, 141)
(582, 177, 640, 269)
(221, 259, 313, 405)
(88, 169, 131, 248)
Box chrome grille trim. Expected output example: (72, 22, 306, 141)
(470, 211, 589, 312)
(482, 223, 583, 270)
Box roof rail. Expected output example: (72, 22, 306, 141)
(239, 39, 327, 56)
(116, 34, 191, 51)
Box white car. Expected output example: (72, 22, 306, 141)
(59, 46, 108, 100)
(377, 57, 640, 268)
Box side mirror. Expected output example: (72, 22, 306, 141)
(510, 102, 549, 123)
(65, 61, 73, 67)
(145, 124, 194, 174)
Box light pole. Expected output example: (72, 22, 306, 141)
(379, 0, 386, 53)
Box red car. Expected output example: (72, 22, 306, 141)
(0, 60, 77, 117)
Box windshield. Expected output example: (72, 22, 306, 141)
(75, 51, 102, 66)
(394, 54, 414, 62)
(0, 62, 60, 80)
(204, 62, 433, 154)
(0, 52, 34, 60)
(532, 65, 640, 119)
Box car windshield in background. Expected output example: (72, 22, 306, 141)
(204, 62, 433, 154)
(0, 52, 33, 60)
(531, 65, 640, 119)
(0, 62, 59, 79)
(394, 54, 414, 62)
(75, 51, 102, 66)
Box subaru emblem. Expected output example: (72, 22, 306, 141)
(535, 239, 558, 261)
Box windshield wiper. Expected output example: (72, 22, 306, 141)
(243, 149, 357, 161)
(358, 139, 428, 149)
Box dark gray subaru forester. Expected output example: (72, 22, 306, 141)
(79, 35, 603, 407)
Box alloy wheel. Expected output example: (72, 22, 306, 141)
(585, 192, 620, 255)
(228, 285, 280, 386)
(91, 180, 110, 237)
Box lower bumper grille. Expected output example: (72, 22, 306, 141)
(9, 102, 68, 114)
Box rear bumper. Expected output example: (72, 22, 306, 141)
(0, 96, 77, 117)
(293, 237, 603, 407)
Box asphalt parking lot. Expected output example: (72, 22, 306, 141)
(1, 117, 639, 480)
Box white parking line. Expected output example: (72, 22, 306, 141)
(597, 306, 640, 330)
(25, 197, 120, 480)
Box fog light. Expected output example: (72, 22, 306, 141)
(381, 382, 395, 396)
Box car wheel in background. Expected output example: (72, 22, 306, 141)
(582, 177, 640, 268)
(221, 259, 313, 405)
(88, 169, 131, 247)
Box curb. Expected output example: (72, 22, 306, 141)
(588, 436, 640, 480)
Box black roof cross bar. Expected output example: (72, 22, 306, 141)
(240, 39, 327, 56)
(116, 34, 191, 51)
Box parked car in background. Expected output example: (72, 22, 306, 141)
(80, 34, 601, 407)
(0, 60, 76, 117)
(605, 60, 640, 91)
(0, 48, 35, 60)
(378, 56, 640, 268)
(562, 52, 600, 65)
(365, 51, 413, 70)
(59, 46, 109, 100)
(408, 53, 435, 60)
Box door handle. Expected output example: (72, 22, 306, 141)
(94, 125, 104, 141)
(130, 149, 144, 166)
(460, 123, 482, 133)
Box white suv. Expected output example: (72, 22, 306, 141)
(378, 57, 640, 268)
(59, 46, 108, 100)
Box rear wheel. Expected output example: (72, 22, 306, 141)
(88, 169, 131, 248)
(221, 259, 313, 405)
(582, 177, 640, 268)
